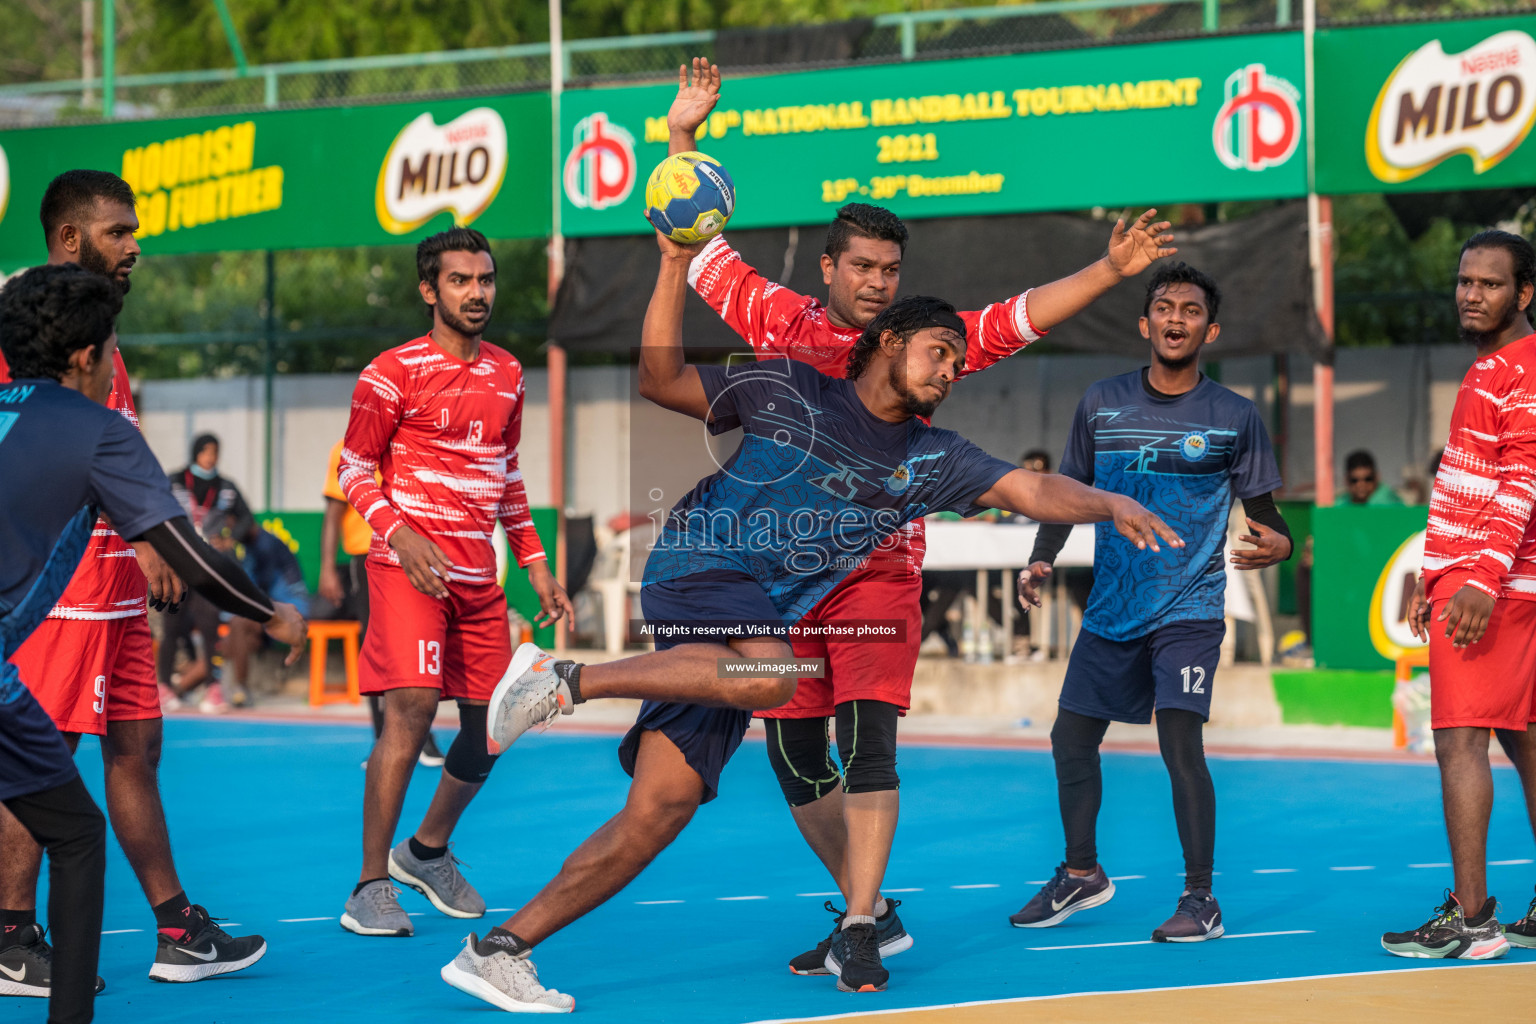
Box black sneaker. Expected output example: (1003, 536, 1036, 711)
(0, 924, 106, 998)
(148, 906, 268, 982)
(1010, 863, 1116, 928)
(1382, 890, 1508, 960)
(1504, 886, 1536, 949)
(825, 922, 887, 993)
(789, 899, 912, 976)
(1152, 889, 1224, 942)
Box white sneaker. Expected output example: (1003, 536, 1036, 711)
(198, 683, 230, 714)
(487, 644, 575, 754)
(440, 934, 574, 1013)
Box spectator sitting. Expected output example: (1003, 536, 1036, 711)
(1335, 449, 1404, 506)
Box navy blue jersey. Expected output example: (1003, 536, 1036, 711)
(643, 358, 1014, 624)
(0, 379, 182, 695)
(1060, 370, 1281, 640)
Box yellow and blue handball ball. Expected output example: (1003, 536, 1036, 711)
(644, 151, 735, 244)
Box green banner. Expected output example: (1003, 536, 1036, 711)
(1316, 15, 1536, 194)
(0, 93, 552, 269)
(559, 33, 1306, 237)
(1311, 505, 1429, 671)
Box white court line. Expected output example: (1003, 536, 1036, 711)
(744, 957, 1534, 1024)
(798, 892, 841, 897)
(1491, 859, 1534, 865)
(951, 884, 1000, 889)
(278, 917, 334, 923)
(884, 888, 923, 893)
(718, 895, 768, 901)
(1027, 880, 1050, 886)
(635, 900, 684, 905)
(101, 928, 143, 934)
(1253, 868, 1297, 874)
(1027, 929, 1314, 951)
(1330, 866, 1375, 871)
(1109, 875, 1145, 881)
(486, 908, 516, 913)
(1410, 862, 1451, 869)
(406, 912, 423, 917)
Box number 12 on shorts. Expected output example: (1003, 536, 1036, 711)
(419, 640, 442, 676)
(1181, 666, 1206, 694)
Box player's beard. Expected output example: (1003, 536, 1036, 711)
(1458, 296, 1521, 347)
(77, 233, 132, 295)
(1153, 347, 1199, 373)
(887, 360, 942, 418)
(437, 300, 491, 338)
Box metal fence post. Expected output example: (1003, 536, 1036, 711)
(263, 250, 276, 509)
(1204, 0, 1218, 31)
(901, 18, 916, 60)
(264, 68, 278, 107)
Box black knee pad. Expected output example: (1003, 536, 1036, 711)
(443, 701, 499, 783)
(764, 717, 841, 807)
(834, 700, 900, 794)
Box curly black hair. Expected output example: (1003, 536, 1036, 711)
(844, 295, 965, 381)
(0, 264, 123, 381)
(824, 203, 909, 264)
(1142, 261, 1221, 321)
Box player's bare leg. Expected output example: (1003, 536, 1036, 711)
(360, 686, 438, 882)
(574, 638, 793, 709)
(1436, 725, 1495, 911)
(1494, 725, 1536, 837)
(414, 699, 488, 848)
(100, 718, 182, 905)
(0, 733, 79, 913)
(500, 729, 704, 945)
(842, 790, 898, 919)
(791, 789, 852, 888)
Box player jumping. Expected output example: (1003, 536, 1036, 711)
(0, 171, 270, 995)
(665, 58, 1179, 976)
(434, 230, 1181, 1011)
(1384, 230, 1536, 959)
(338, 228, 573, 938)
(1008, 262, 1292, 941)
(0, 262, 306, 1024)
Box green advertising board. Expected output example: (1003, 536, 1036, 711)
(1311, 504, 1429, 671)
(559, 33, 1307, 237)
(0, 93, 552, 269)
(1316, 14, 1536, 194)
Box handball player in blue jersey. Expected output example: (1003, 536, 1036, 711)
(0, 265, 306, 1024)
(1007, 262, 1293, 943)
(435, 234, 1180, 1011)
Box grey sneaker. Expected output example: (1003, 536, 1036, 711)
(487, 643, 575, 754)
(1152, 889, 1225, 943)
(440, 933, 574, 1013)
(389, 840, 485, 919)
(1010, 863, 1116, 928)
(340, 879, 413, 937)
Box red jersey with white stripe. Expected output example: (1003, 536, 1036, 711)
(1424, 332, 1536, 603)
(0, 348, 147, 620)
(688, 235, 1044, 575)
(340, 335, 545, 585)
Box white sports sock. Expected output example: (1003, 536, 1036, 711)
(843, 915, 876, 929)
(874, 898, 889, 918)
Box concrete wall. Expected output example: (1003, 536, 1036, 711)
(133, 345, 1478, 516)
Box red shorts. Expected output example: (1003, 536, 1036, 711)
(11, 616, 160, 736)
(359, 564, 511, 701)
(757, 569, 923, 720)
(1429, 594, 1536, 730)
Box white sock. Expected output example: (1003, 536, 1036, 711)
(873, 898, 889, 918)
(843, 915, 876, 929)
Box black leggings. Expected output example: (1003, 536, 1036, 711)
(3, 777, 106, 1024)
(1051, 707, 1215, 891)
(764, 700, 901, 806)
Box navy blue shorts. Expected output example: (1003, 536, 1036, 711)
(1059, 620, 1225, 725)
(0, 663, 80, 803)
(619, 572, 783, 803)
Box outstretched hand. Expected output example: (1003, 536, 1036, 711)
(667, 57, 721, 141)
(651, 225, 707, 261)
(1230, 518, 1292, 570)
(1105, 208, 1176, 278)
(1110, 495, 1183, 554)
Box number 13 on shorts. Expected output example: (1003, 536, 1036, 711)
(419, 640, 442, 676)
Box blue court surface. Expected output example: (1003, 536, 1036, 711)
(8, 716, 1536, 1023)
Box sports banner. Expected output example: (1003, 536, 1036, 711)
(558, 32, 1307, 237)
(1315, 14, 1536, 194)
(0, 93, 551, 269)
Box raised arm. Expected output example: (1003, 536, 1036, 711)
(978, 468, 1182, 553)
(668, 57, 721, 156)
(638, 231, 713, 421)
(1026, 209, 1176, 330)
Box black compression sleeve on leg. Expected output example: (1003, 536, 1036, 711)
(834, 700, 901, 794)
(3, 778, 106, 1024)
(1051, 708, 1110, 872)
(1156, 708, 1215, 892)
(764, 717, 842, 807)
(443, 701, 498, 784)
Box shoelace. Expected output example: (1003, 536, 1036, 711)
(816, 901, 847, 949)
(367, 881, 405, 912)
(1040, 863, 1071, 900)
(841, 923, 880, 963)
(1174, 891, 1211, 920)
(1414, 890, 1461, 937)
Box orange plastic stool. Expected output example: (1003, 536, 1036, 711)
(1392, 647, 1431, 748)
(308, 620, 362, 706)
